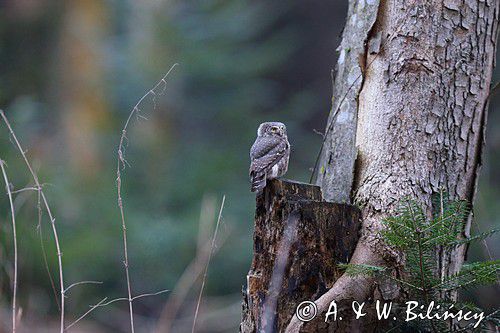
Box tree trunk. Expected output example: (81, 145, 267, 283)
(288, 0, 499, 332)
(241, 0, 497, 331)
(355, 0, 498, 297)
(315, 0, 381, 203)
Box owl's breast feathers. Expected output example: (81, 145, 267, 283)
(249, 137, 289, 192)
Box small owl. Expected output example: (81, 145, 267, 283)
(249, 122, 290, 192)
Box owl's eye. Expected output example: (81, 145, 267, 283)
(271, 126, 279, 132)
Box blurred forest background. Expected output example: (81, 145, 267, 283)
(0, 1, 498, 332)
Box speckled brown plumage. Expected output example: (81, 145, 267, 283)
(249, 122, 290, 192)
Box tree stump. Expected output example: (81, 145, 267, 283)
(241, 179, 361, 332)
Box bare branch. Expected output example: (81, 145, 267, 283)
(115, 63, 178, 333)
(64, 297, 108, 331)
(0, 110, 66, 333)
(11, 186, 40, 194)
(312, 128, 325, 138)
(37, 189, 61, 311)
(0, 159, 19, 332)
(64, 281, 103, 295)
(65, 290, 169, 331)
(132, 289, 169, 301)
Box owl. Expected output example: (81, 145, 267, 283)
(249, 122, 290, 192)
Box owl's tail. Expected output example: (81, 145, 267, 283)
(250, 171, 266, 193)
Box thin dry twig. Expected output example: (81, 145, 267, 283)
(489, 81, 499, 97)
(0, 110, 66, 333)
(10, 181, 60, 310)
(64, 281, 103, 295)
(155, 195, 231, 333)
(11, 186, 39, 194)
(10, 183, 52, 194)
(115, 63, 178, 333)
(37, 189, 61, 311)
(65, 297, 108, 331)
(191, 195, 226, 333)
(65, 289, 169, 331)
(0, 160, 18, 332)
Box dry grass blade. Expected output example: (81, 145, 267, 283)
(0, 110, 66, 333)
(191, 195, 226, 333)
(115, 63, 178, 333)
(0, 160, 18, 332)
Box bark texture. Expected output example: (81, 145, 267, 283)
(355, 0, 498, 283)
(240, 179, 360, 333)
(315, 0, 380, 203)
(288, 0, 498, 332)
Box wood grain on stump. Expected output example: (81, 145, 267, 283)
(241, 179, 361, 332)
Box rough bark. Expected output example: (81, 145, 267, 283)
(240, 179, 361, 332)
(354, 0, 498, 288)
(287, 0, 498, 332)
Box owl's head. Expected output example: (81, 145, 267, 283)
(257, 122, 287, 138)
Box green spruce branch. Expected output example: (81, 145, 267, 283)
(339, 193, 499, 332)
